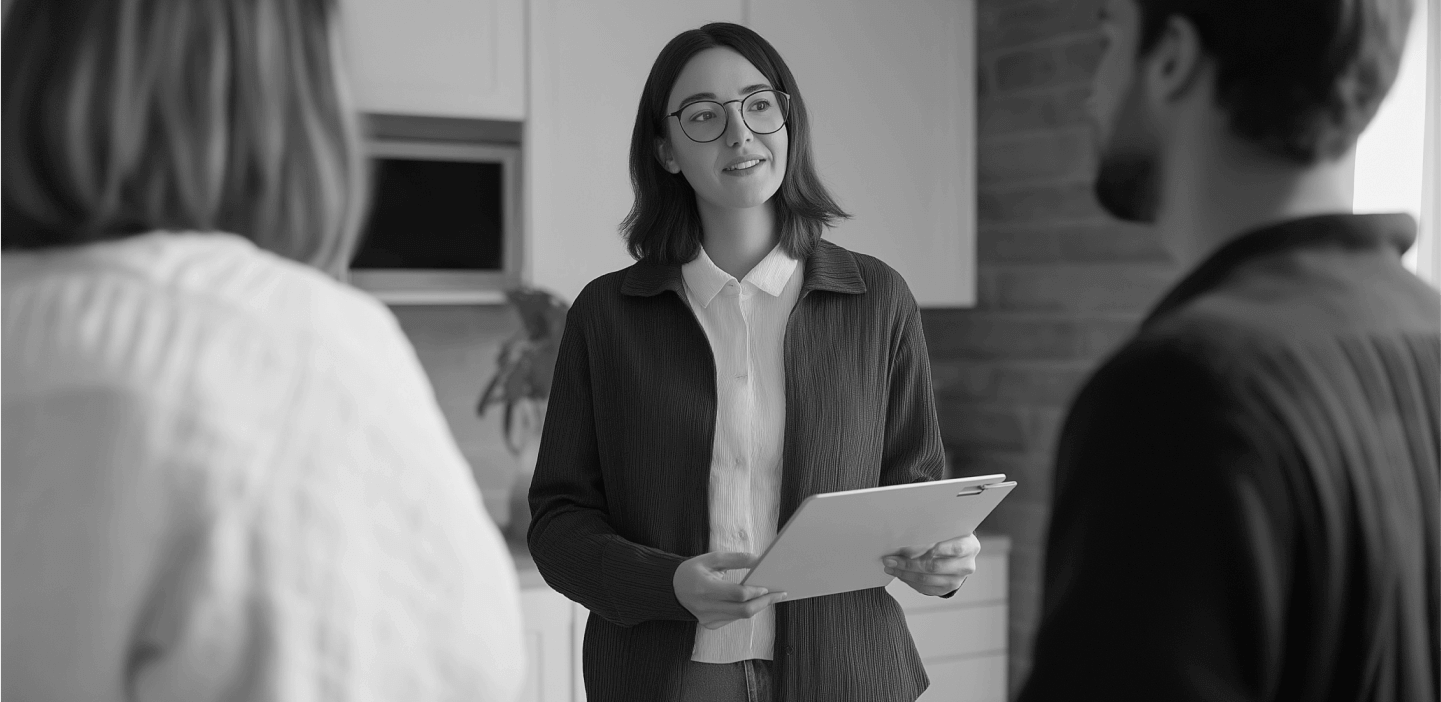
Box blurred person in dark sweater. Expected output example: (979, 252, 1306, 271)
(1019, 0, 1439, 700)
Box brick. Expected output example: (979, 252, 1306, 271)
(980, 264, 1178, 312)
(992, 45, 1060, 92)
(991, 35, 1103, 93)
(979, 222, 1174, 263)
(1057, 35, 1106, 83)
(1028, 407, 1068, 455)
(931, 360, 1091, 405)
(976, 226, 1062, 263)
(948, 450, 1053, 504)
(1058, 222, 1174, 262)
(921, 311, 1138, 360)
(936, 405, 1030, 450)
(980, 0, 1102, 52)
(978, 128, 1094, 184)
(978, 85, 1092, 136)
(978, 182, 1106, 225)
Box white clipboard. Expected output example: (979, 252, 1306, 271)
(740, 474, 1016, 601)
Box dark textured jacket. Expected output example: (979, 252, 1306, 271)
(1019, 214, 1440, 701)
(528, 239, 942, 702)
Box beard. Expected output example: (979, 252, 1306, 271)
(1094, 152, 1159, 222)
(1092, 78, 1162, 223)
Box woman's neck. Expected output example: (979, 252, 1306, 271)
(698, 200, 779, 280)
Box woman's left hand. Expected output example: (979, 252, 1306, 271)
(882, 533, 981, 597)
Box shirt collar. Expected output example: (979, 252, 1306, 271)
(680, 244, 799, 309)
(622, 238, 865, 299)
(1143, 212, 1418, 327)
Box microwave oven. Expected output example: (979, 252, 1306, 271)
(346, 122, 521, 304)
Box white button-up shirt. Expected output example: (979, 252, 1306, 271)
(681, 243, 802, 663)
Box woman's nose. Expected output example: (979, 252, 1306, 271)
(724, 102, 753, 147)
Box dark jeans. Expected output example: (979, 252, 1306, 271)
(679, 659, 774, 702)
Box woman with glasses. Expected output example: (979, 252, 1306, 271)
(2, 0, 524, 699)
(527, 22, 979, 702)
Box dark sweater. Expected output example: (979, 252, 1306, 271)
(528, 239, 943, 702)
(1019, 214, 1440, 701)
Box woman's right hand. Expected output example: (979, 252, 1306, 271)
(673, 552, 788, 630)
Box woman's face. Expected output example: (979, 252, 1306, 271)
(658, 48, 789, 212)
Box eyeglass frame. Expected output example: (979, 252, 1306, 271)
(662, 89, 792, 144)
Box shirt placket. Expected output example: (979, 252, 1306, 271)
(732, 282, 755, 554)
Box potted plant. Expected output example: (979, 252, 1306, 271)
(476, 286, 569, 542)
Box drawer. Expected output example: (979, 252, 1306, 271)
(903, 603, 1007, 659)
(916, 654, 1008, 702)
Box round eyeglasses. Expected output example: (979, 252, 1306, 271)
(665, 89, 791, 143)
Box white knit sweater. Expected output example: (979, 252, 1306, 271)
(2, 231, 524, 701)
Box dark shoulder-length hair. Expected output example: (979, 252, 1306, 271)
(620, 22, 849, 265)
(1, 0, 368, 276)
(1136, 0, 1414, 163)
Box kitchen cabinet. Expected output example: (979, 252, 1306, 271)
(341, 0, 526, 120)
(749, 0, 977, 307)
(515, 536, 1009, 702)
(527, 0, 977, 307)
(525, 0, 746, 304)
(886, 537, 1011, 702)
(518, 584, 588, 702)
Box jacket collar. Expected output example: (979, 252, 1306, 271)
(1143, 212, 1417, 327)
(621, 238, 867, 298)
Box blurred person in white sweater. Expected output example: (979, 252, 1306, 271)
(1, 0, 525, 700)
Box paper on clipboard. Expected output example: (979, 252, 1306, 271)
(740, 475, 1016, 601)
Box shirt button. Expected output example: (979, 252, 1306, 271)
(738, 529, 749, 541)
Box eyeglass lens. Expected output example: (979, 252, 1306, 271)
(677, 91, 789, 143)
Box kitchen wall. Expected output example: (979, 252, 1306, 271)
(390, 304, 525, 527)
(921, 0, 1181, 688)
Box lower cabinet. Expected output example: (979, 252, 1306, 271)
(517, 585, 588, 702)
(886, 538, 1011, 702)
(517, 536, 1010, 702)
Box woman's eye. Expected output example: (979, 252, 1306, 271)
(750, 100, 771, 111)
(689, 110, 716, 122)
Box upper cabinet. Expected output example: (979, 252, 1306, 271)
(751, 0, 977, 307)
(525, 0, 745, 304)
(341, 0, 527, 120)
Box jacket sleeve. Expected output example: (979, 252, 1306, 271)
(879, 291, 947, 488)
(1016, 337, 1289, 702)
(526, 292, 693, 628)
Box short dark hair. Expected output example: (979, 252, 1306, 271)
(2, 0, 367, 275)
(621, 22, 849, 264)
(1137, 0, 1415, 163)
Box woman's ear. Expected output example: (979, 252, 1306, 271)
(655, 137, 681, 174)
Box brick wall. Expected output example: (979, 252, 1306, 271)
(921, 0, 1180, 689)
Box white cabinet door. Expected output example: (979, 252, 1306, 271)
(526, 0, 745, 304)
(751, 0, 978, 307)
(341, 0, 526, 120)
(519, 587, 576, 702)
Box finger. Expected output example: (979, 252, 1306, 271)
(887, 555, 976, 577)
(735, 591, 789, 619)
(703, 551, 760, 572)
(891, 544, 932, 560)
(712, 581, 771, 603)
(932, 533, 981, 558)
(893, 570, 962, 591)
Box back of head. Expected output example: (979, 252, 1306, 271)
(2, 0, 368, 275)
(1139, 0, 1414, 163)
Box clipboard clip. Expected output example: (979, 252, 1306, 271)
(956, 480, 1017, 497)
